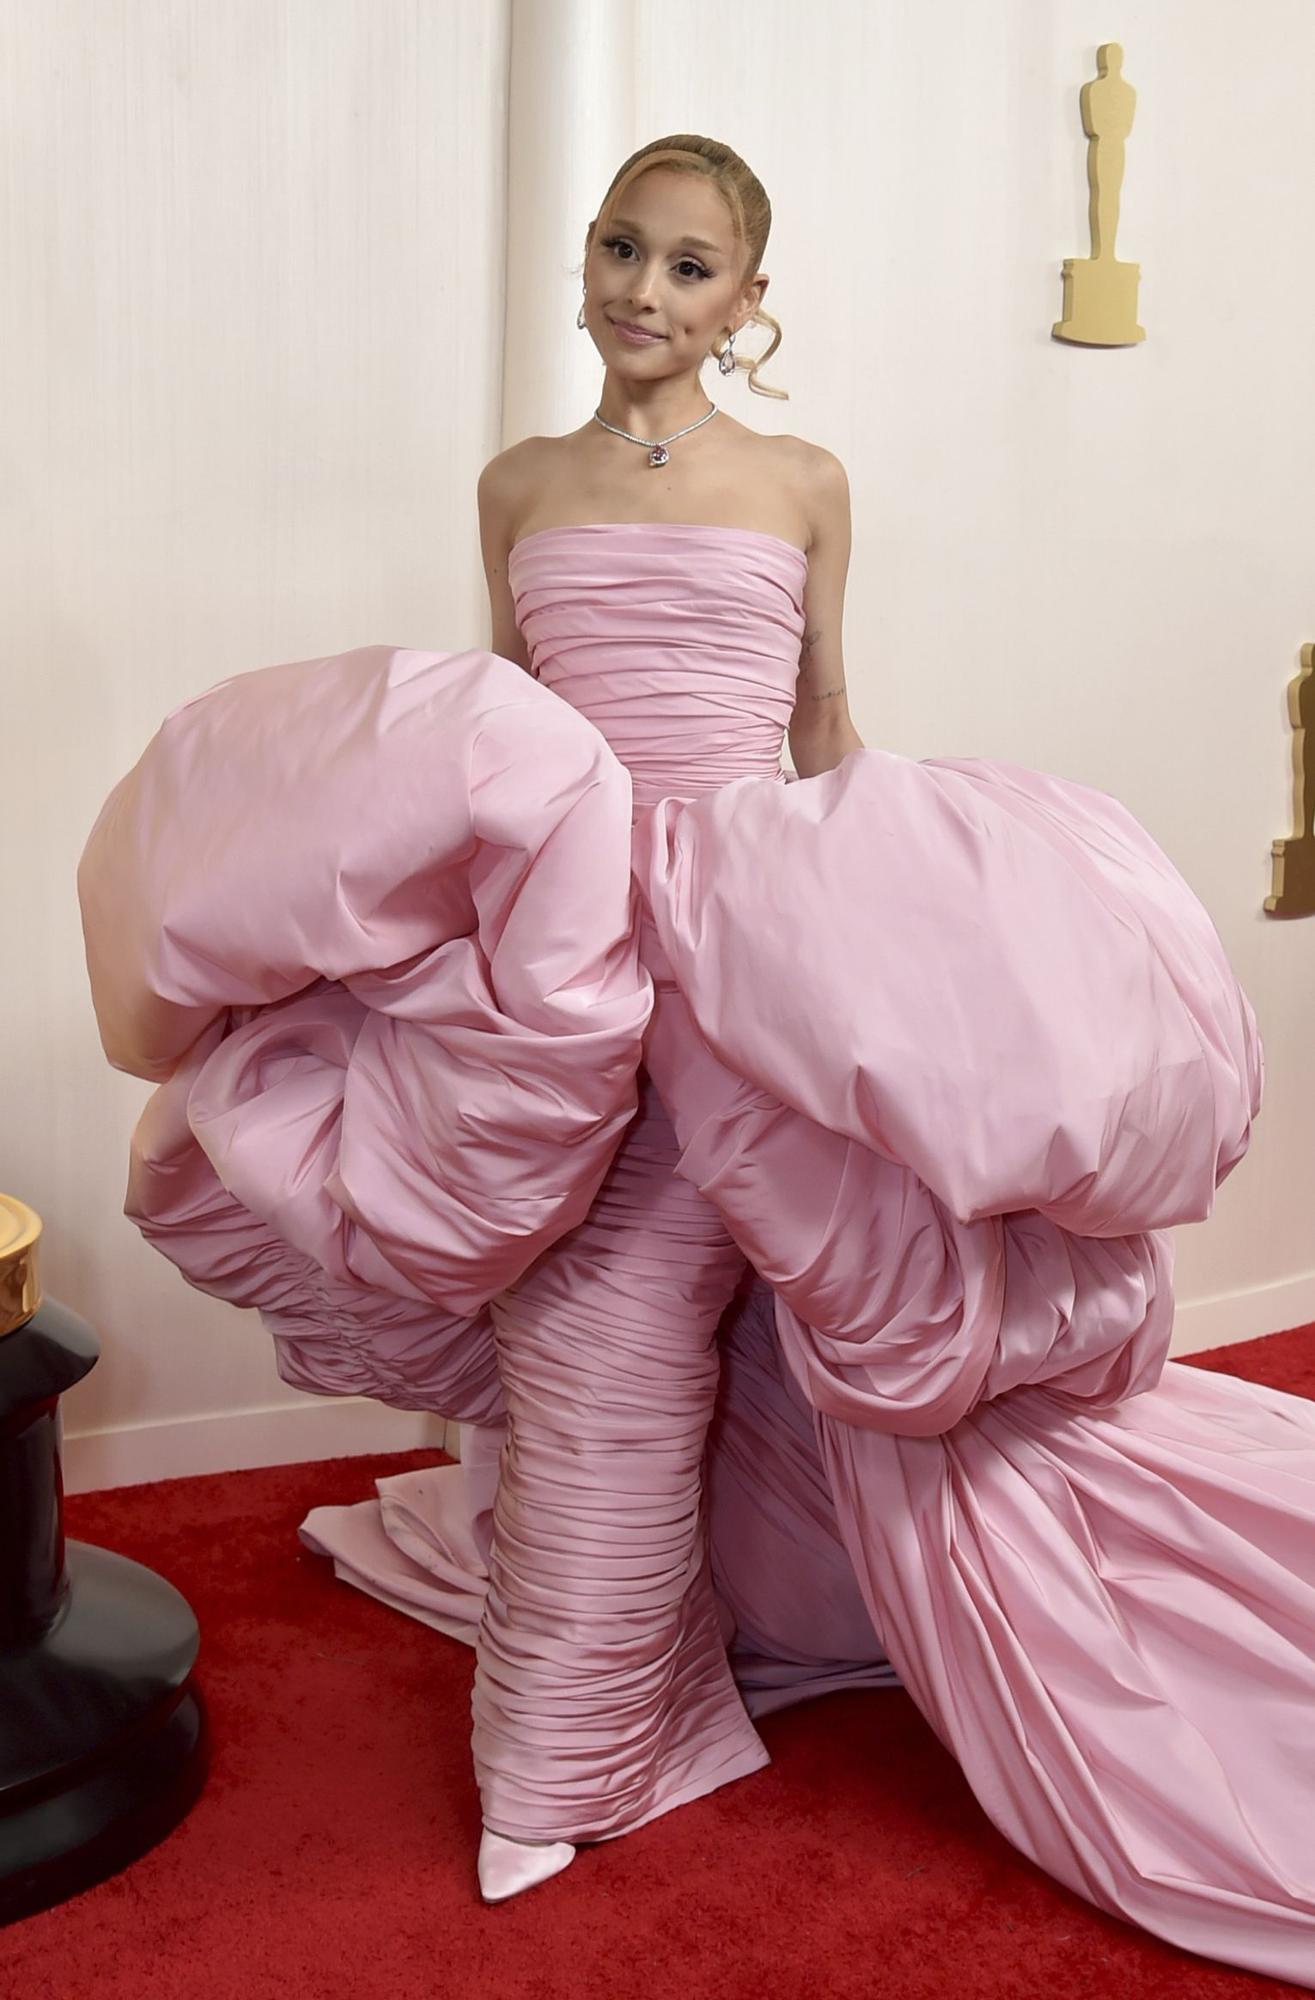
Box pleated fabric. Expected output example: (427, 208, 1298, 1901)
(472, 1067, 768, 1841)
(810, 1372, 1315, 1975)
(704, 1274, 904, 1719)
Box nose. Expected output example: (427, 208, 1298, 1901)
(623, 261, 663, 309)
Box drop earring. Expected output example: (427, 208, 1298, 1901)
(718, 329, 737, 376)
(577, 297, 587, 329)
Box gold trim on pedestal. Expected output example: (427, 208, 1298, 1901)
(0, 1194, 42, 1336)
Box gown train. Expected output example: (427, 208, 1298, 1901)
(77, 521, 1315, 1984)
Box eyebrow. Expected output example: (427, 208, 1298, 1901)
(606, 217, 724, 257)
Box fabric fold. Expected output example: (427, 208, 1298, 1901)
(79, 645, 653, 1368)
(77, 525, 1315, 1986)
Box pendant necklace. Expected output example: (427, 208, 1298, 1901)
(592, 402, 720, 468)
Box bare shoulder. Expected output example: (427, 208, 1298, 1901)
(759, 433, 849, 553)
(476, 436, 548, 531)
(801, 438, 850, 497)
(795, 439, 851, 542)
(475, 439, 554, 677)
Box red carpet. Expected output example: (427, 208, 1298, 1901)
(5, 1324, 1314, 2000)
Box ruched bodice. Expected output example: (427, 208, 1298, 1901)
(507, 522, 807, 808)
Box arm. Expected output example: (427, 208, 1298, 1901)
(476, 449, 534, 674)
(786, 449, 864, 778)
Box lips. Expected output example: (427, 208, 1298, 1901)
(610, 319, 666, 341)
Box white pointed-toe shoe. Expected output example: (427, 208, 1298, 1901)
(477, 1827, 576, 1904)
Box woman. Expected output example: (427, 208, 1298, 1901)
(464, 139, 870, 1900)
(81, 137, 1315, 1981)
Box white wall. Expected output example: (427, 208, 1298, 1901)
(1, 0, 1311, 1494)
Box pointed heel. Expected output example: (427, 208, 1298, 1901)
(477, 1827, 576, 1904)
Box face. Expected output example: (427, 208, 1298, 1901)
(583, 168, 765, 372)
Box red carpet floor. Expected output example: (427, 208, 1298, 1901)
(5, 1324, 1314, 2000)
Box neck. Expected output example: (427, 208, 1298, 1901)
(594, 371, 716, 442)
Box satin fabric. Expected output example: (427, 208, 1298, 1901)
(474, 1068, 769, 1840)
(78, 523, 1315, 1984)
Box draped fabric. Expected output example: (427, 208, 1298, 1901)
(79, 523, 1315, 1985)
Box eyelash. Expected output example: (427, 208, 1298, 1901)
(601, 235, 712, 281)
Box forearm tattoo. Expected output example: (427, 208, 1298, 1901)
(801, 626, 844, 701)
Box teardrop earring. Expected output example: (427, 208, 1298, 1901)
(577, 298, 587, 330)
(717, 329, 737, 376)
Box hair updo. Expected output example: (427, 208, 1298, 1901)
(582, 133, 787, 401)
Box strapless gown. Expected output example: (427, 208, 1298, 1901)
(76, 523, 1315, 1985)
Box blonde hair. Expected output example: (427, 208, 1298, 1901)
(581, 134, 787, 401)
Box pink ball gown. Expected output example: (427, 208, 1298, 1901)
(77, 522, 1315, 1983)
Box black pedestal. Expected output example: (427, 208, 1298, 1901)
(0, 1298, 209, 1924)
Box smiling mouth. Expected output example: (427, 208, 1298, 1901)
(611, 320, 666, 340)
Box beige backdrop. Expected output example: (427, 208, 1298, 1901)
(2, 0, 1312, 1492)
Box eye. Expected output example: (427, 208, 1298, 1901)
(601, 234, 711, 281)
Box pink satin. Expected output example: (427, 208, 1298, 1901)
(474, 1069, 769, 1840)
(77, 523, 1315, 1984)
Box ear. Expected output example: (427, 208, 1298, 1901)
(742, 270, 769, 325)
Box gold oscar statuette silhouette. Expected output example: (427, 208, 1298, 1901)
(1265, 643, 1315, 918)
(1053, 43, 1146, 347)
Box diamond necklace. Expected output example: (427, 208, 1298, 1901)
(592, 402, 720, 468)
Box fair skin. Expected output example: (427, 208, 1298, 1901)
(476, 166, 864, 779)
